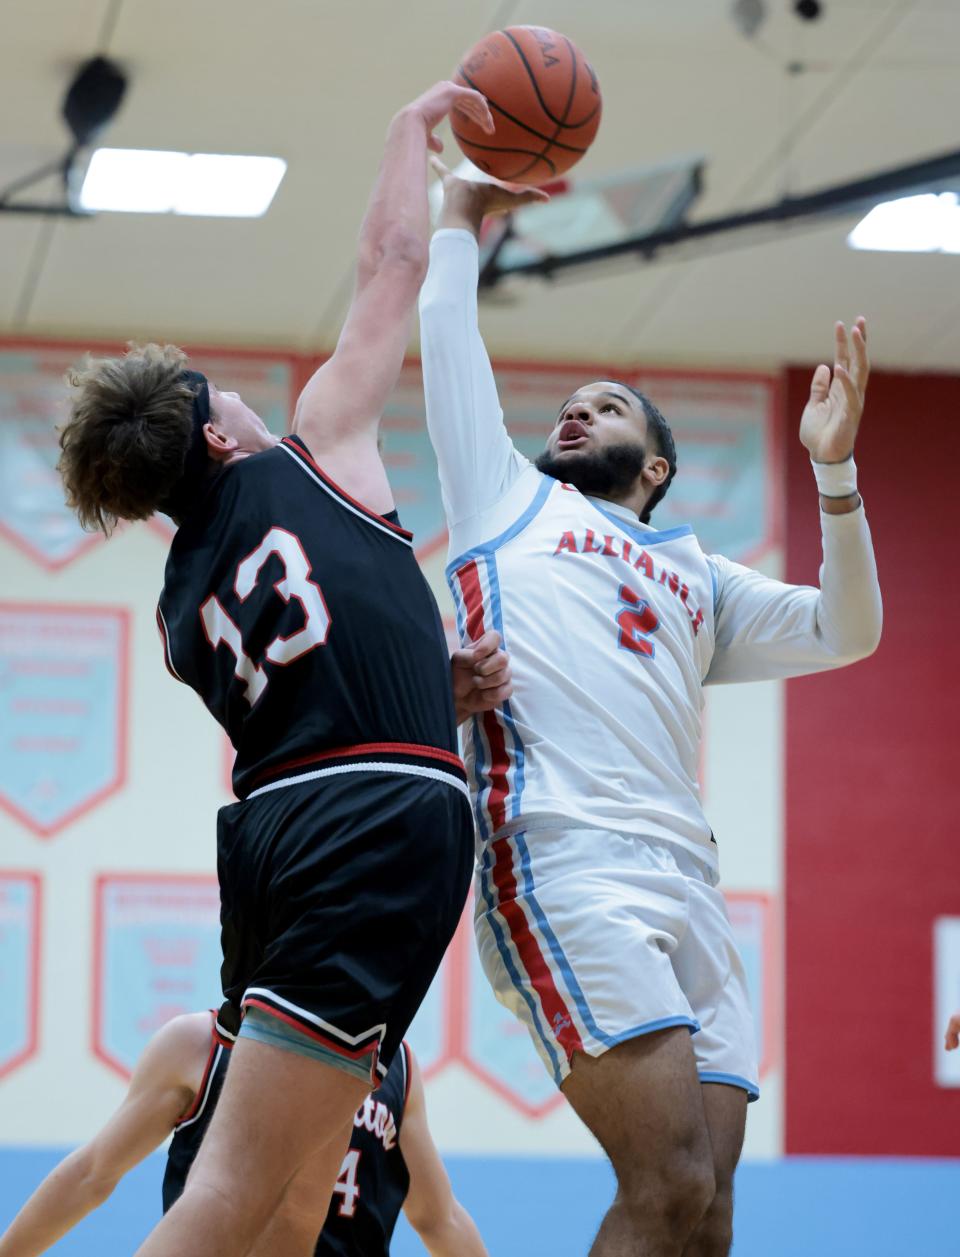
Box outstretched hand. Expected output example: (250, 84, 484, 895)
(451, 629, 513, 724)
(405, 82, 494, 154)
(799, 317, 870, 463)
(430, 156, 550, 237)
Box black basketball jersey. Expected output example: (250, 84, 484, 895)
(162, 1018, 412, 1257)
(156, 436, 460, 799)
(322, 1041, 412, 1257)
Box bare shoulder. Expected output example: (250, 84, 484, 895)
(136, 1012, 214, 1095)
(292, 429, 397, 519)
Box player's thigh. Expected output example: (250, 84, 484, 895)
(701, 1082, 747, 1187)
(188, 1036, 367, 1200)
(248, 1126, 354, 1257)
(561, 1025, 713, 1192)
(670, 869, 760, 1102)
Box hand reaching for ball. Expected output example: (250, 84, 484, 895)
(405, 81, 494, 154)
(430, 155, 550, 236)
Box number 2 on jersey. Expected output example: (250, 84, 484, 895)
(333, 1149, 362, 1217)
(200, 526, 331, 705)
(616, 582, 659, 658)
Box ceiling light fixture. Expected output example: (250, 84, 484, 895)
(79, 148, 287, 217)
(847, 192, 960, 253)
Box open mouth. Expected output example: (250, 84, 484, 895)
(558, 419, 589, 449)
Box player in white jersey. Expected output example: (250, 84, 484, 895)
(419, 163, 882, 1257)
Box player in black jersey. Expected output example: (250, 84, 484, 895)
(0, 1010, 490, 1257)
(57, 79, 502, 1257)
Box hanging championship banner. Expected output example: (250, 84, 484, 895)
(404, 961, 447, 1079)
(0, 347, 102, 570)
(0, 872, 42, 1081)
(93, 875, 222, 1079)
(463, 925, 563, 1118)
(0, 604, 129, 838)
(725, 892, 778, 1078)
(632, 373, 777, 562)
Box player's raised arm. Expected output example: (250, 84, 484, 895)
(0, 1015, 209, 1257)
(419, 163, 547, 527)
(705, 318, 882, 684)
(399, 1050, 489, 1257)
(291, 83, 493, 489)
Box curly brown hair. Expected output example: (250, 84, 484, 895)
(58, 343, 198, 534)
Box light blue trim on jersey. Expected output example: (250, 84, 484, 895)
(476, 853, 565, 1085)
(708, 557, 719, 612)
(699, 1070, 761, 1101)
(482, 552, 527, 821)
(451, 583, 491, 841)
(513, 832, 701, 1048)
(445, 473, 554, 578)
(588, 497, 694, 548)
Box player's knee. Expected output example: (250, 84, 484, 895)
(619, 1153, 716, 1239)
(687, 1184, 734, 1257)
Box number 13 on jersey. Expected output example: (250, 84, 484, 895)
(200, 526, 331, 705)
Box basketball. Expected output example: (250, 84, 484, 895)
(452, 25, 602, 186)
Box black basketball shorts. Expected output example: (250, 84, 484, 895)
(217, 766, 474, 1084)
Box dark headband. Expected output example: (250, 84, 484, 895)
(157, 370, 211, 522)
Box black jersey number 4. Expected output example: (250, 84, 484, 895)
(199, 526, 331, 706)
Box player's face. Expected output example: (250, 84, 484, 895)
(208, 385, 278, 454)
(544, 381, 647, 461)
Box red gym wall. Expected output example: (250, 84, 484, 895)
(784, 366, 960, 1156)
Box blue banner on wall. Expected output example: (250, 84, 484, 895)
(0, 605, 129, 838)
(0, 873, 41, 1081)
(94, 876, 222, 1079)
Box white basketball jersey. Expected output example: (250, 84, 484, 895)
(447, 466, 719, 868)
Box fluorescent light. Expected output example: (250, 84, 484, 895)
(80, 149, 187, 213)
(173, 154, 286, 217)
(847, 191, 960, 253)
(79, 148, 286, 217)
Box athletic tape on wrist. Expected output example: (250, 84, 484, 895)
(811, 454, 857, 498)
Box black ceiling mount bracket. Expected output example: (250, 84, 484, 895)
(0, 55, 126, 219)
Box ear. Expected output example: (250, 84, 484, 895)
(202, 422, 239, 464)
(642, 454, 669, 489)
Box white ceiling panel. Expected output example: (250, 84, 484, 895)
(0, 0, 957, 368)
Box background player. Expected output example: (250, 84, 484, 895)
(419, 162, 883, 1257)
(946, 1014, 960, 1051)
(56, 80, 496, 1257)
(0, 1009, 488, 1257)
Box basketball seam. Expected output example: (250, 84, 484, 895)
(523, 34, 577, 183)
(456, 63, 589, 155)
(450, 129, 557, 179)
(500, 29, 600, 130)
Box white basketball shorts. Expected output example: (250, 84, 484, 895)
(474, 825, 759, 1098)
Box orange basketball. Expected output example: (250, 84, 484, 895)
(452, 26, 602, 186)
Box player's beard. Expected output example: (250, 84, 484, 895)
(535, 442, 647, 499)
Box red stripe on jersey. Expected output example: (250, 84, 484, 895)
(456, 561, 511, 831)
(282, 437, 413, 540)
(155, 608, 180, 681)
(490, 837, 584, 1060)
(174, 1012, 219, 1127)
(242, 998, 378, 1061)
(249, 741, 465, 789)
(457, 559, 488, 642)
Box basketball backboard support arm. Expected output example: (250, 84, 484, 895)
(478, 146, 960, 288)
